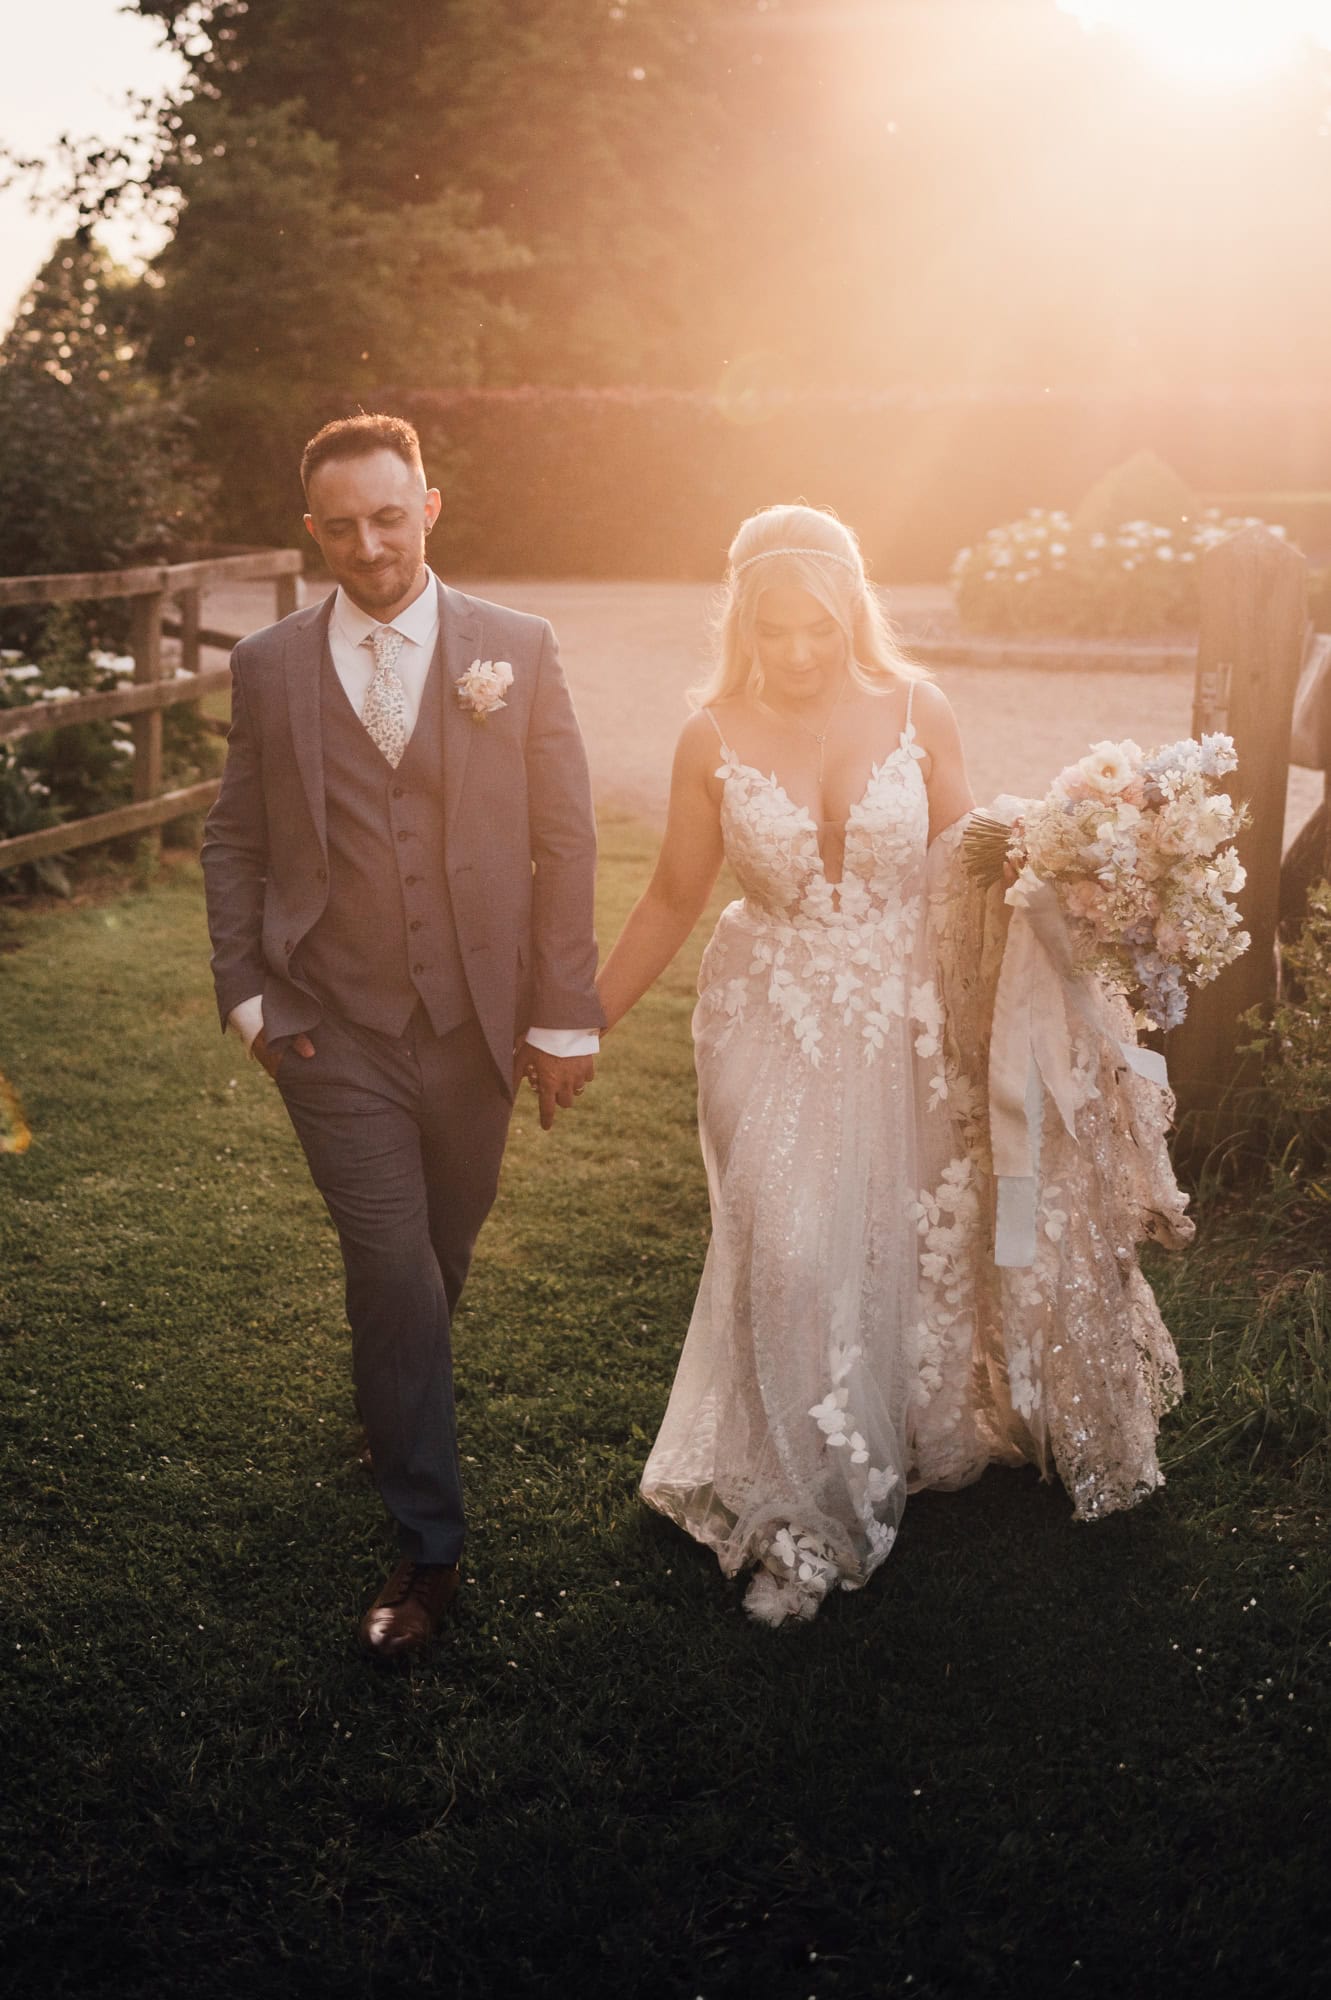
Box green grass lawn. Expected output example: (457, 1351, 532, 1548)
(1, 831, 1328, 2000)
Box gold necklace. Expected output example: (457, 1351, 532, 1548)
(760, 673, 849, 783)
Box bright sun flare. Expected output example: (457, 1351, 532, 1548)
(1058, 0, 1331, 89)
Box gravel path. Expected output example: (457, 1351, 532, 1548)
(204, 578, 1322, 845)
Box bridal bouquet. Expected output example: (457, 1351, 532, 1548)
(964, 734, 1249, 1030)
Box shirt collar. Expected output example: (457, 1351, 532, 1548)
(332, 567, 440, 653)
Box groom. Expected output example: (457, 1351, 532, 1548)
(202, 413, 602, 1658)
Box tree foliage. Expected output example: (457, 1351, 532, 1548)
(0, 236, 207, 619)
(15, 2, 1331, 555)
(133, 0, 719, 385)
(101, 1, 723, 538)
(143, 96, 523, 539)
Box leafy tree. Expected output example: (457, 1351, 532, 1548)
(28, 1, 721, 537)
(0, 234, 204, 574)
(414, 0, 722, 385)
(142, 95, 522, 539)
(131, 0, 722, 390)
(0, 235, 207, 636)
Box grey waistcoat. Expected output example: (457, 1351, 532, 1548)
(291, 638, 471, 1039)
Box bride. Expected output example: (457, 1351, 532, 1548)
(595, 505, 1190, 1625)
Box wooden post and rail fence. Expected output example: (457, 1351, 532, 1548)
(1, 529, 1327, 1118)
(1165, 524, 1330, 1121)
(0, 548, 301, 874)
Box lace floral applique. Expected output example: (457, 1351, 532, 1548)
(745, 1530, 842, 1624)
(899, 718, 927, 762)
(1042, 1182, 1068, 1243)
(1006, 1336, 1043, 1420)
(710, 748, 931, 1064)
(808, 1338, 902, 1561)
(908, 1156, 981, 1414)
(809, 1387, 869, 1460)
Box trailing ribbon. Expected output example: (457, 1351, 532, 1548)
(989, 868, 1167, 1268)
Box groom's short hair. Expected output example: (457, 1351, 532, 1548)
(300, 413, 424, 496)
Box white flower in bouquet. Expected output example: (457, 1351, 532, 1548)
(964, 732, 1249, 1031)
(1073, 739, 1142, 798)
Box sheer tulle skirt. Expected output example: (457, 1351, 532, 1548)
(641, 894, 987, 1624)
(640, 817, 1190, 1627)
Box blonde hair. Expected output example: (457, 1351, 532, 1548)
(691, 503, 930, 708)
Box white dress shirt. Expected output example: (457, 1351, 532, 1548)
(227, 568, 598, 1059)
(328, 566, 439, 738)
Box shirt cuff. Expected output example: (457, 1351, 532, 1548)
(227, 995, 265, 1052)
(524, 1026, 600, 1058)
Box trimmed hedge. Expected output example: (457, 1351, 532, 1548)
(384, 386, 1331, 582)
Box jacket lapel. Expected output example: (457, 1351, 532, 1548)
(438, 580, 482, 837)
(283, 596, 333, 855)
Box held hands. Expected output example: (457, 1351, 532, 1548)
(250, 1027, 315, 1081)
(513, 1040, 595, 1131)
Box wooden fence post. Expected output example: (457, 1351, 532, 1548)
(130, 589, 166, 855)
(1166, 525, 1308, 1121)
(178, 587, 201, 675)
(0, 549, 320, 875)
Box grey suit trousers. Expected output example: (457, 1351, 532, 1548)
(276, 1005, 512, 1565)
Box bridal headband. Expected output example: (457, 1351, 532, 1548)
(732, 546, 861, 577)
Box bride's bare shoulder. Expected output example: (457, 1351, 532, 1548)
(680, 698, 750, 754)
(903, 677, 963, 741)
(673, 706, 731, 786)
(901, 676, 954, 719)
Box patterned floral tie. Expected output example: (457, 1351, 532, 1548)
(361, 625, 408, 768)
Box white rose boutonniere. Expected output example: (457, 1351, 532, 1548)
(456, 659, 514, 722)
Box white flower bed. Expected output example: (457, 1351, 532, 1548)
(951, 509, 1285, 638)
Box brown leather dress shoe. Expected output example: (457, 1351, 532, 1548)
(359, 1561, 459, 1658)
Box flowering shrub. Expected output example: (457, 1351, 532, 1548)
(0, 615, 221, 893)
(0, 744, 62, 892)
(951, 509, 1287, 637)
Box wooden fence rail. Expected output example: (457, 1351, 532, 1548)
(0, 549, 300, 874)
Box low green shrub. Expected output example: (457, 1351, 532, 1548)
(1156, 888, 1331, 1486)
(0, 607, 221, 895)
(1241, 880, 1331, 1157)
(0, 746, 62, 895)
(950, 507, 1285, 637)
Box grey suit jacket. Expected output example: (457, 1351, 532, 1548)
(201, 579, 604, 1092)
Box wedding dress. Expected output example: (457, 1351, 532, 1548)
(640, 689, 1192, 1625)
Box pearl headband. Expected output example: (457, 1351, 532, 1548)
(732, 546, 861, 577)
